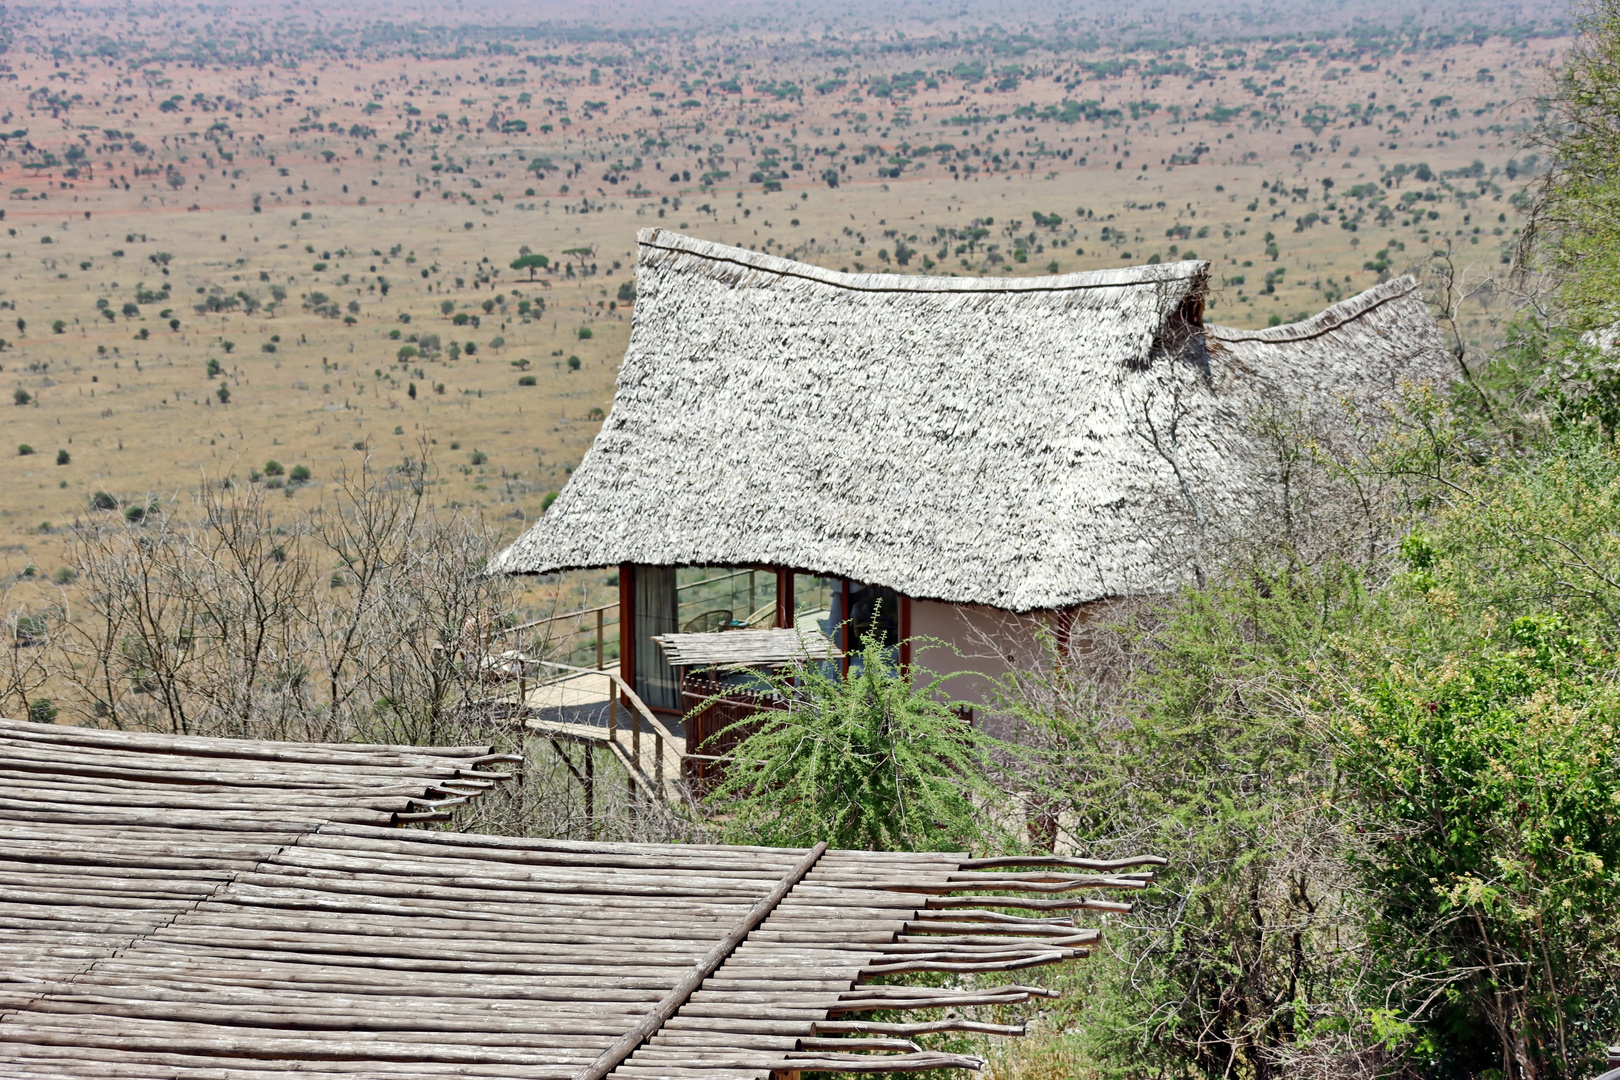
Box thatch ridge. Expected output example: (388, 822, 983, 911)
(1205, 274, 1451, 409)
(1207, 275, 1423, 345)
(492, 236, 1450, 611)
(639, 227, 1209, 295)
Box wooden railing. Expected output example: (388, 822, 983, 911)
(505, 603, 618, 671)
(514, 657, 686, 806)
(500, 568, 771, 669)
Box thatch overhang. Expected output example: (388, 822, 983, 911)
(0, 717, 1157, 1078)
(491, 232, 1449, 611)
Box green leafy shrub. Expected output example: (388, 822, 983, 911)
(14, 613, 48, 646)
(703, 632, 1010, 852)
(1345, 612, 1620, 1073)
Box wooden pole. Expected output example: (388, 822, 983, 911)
(618, 562, 635, 708)
(898, 594, 912, 676)
(596, 607, 605, 670)
(570, 842, 828, 1080)
(614, 563, 631, 770)
(840, 578, 852, 676)
(584, 742, 594, 840)
(775, 568, 794, 629)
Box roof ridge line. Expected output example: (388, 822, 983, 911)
(1207, 275, 1420, 344)
(573, 840, 829, 1080)
(638, 228, 1208, 295)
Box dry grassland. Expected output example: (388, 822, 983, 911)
(0, 2, 1565, 621)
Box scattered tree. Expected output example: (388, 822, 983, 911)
(510, 253, 550, 280)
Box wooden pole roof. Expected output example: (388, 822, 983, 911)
(0, 717, 1160, 1077)
(653, 628, 843, 669)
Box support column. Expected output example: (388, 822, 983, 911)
(774, 568, 794, 629)
(1056, 605, 1076, 659)
(839, 578, 852, 676)
(898, 594, 912, 676)
(618, 563, 635, 707)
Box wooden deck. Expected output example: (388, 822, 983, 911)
(486, 658, 689, 808)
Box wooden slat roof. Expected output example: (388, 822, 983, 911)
(0, 718, 1159, 1078)
(653, 628, 843, 669)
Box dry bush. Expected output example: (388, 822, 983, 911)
(451, 732, 706, 844)
(0, 449, 697, 844)
(41, 451, 508, 745)
(976, 391, 1436, 1080)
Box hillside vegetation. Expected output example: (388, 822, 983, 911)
(975, 4, 1620, 1076)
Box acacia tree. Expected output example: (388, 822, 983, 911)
(703, 631, 1013, 853)
(510, 252, 549, 280)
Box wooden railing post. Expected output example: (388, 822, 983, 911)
(596, 608, 605, 670)
(632, 704, 641, 773)
(584, 745, 595, 840)
(529, 660, 683, 810)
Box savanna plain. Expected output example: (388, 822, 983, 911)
(0, 0, 1557, 601)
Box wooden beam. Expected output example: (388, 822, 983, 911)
(898, 594, 912, 675)
(774, 568, 794, 629)
(839, 578, 851, 676)
(618, 562, 635, 710)
(570, 842, 829, 1080)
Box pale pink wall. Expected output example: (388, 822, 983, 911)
(908, 599, 1058, 706)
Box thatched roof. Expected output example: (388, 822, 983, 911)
(0, 717, 1158, 1077)
(1207, 275, 1451, 416)
(491, 232, 1450, 610)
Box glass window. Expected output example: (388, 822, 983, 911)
(676, 567, 777, 633)
(793, 574, 839, 640)
(848, 582, 900, 648)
